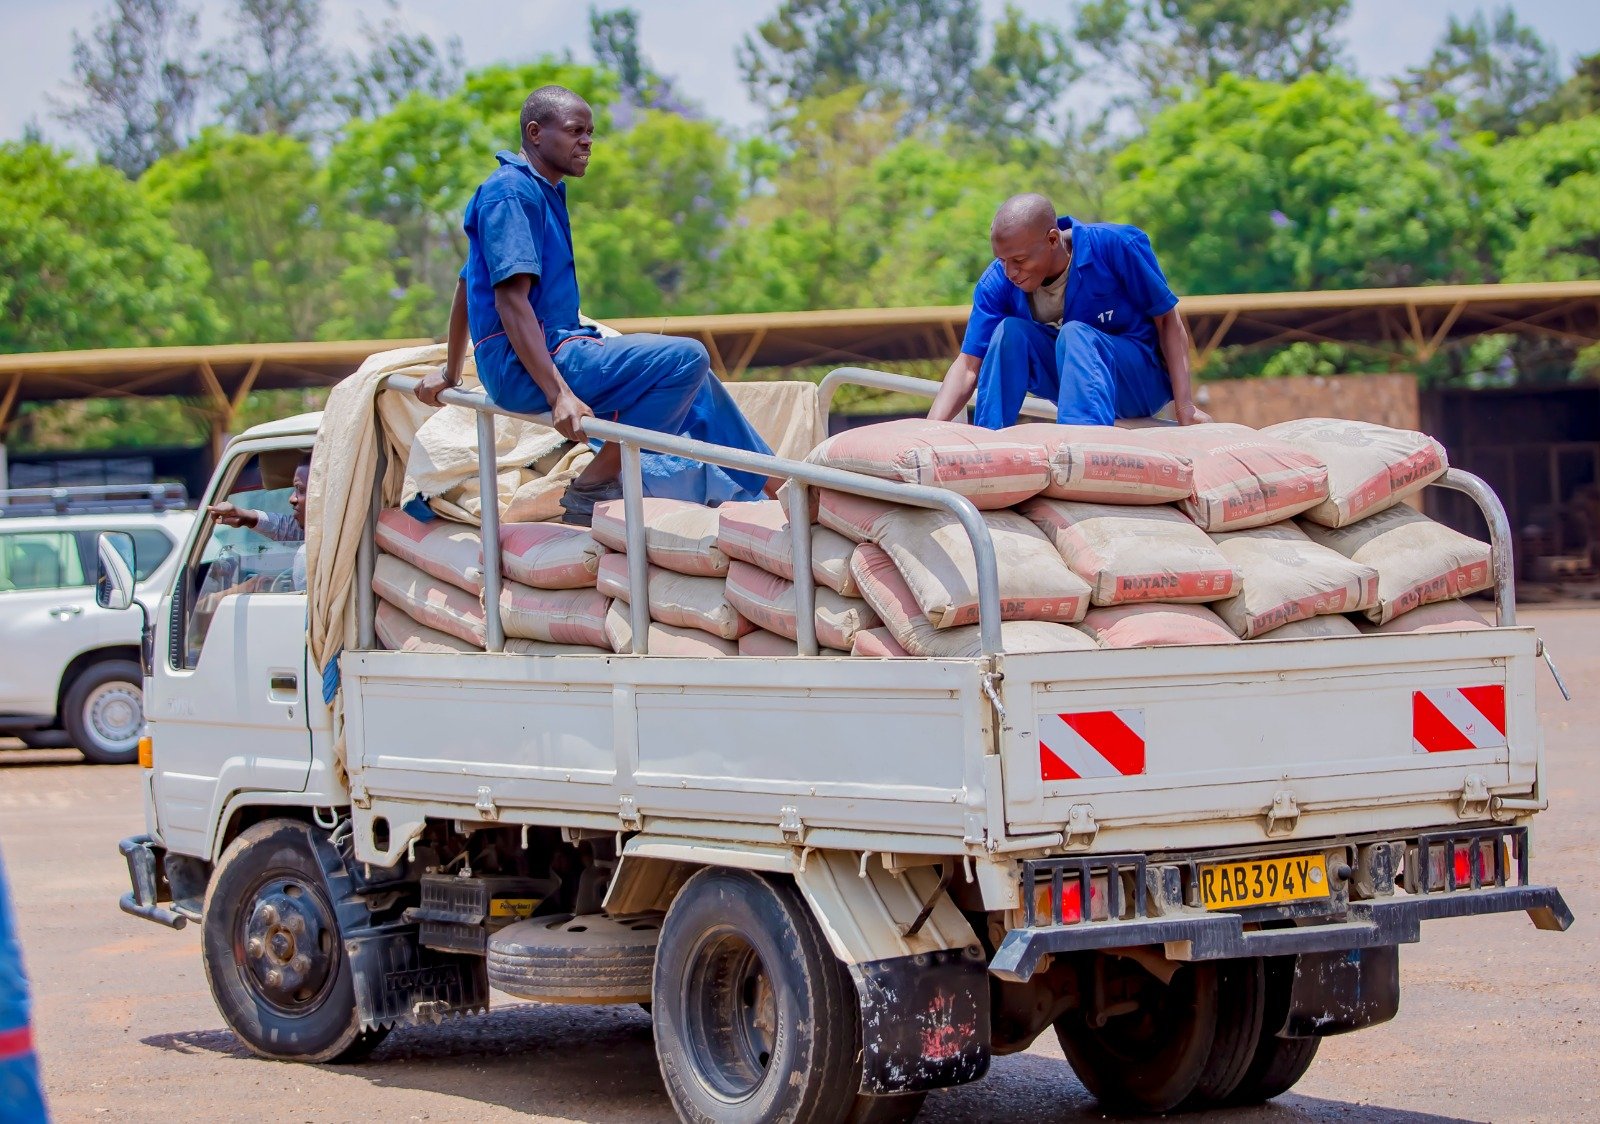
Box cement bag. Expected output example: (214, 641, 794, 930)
(1299, 504, 1491, 625)
(1357, 599, 1490, 634)
(375, 509, 482, 593)
(605, 603, 738, 656)
(1141, 423, 1329, 531)
(851, 545, 1094, 657)
(1004, 423, 1193, 504)
(1250, 614, 1361, 640)
(1209, 523, 1380, 638)
(498, 581, 610, 647)
(1020, 498, 1239, 606)
(851, 627, 911, 658)
(500, 522, 604, 589)
(818, 492, 1089, 627)
(1263, 418, 1447, 528)
(806, 418, 1049, 509)
(1079, 604, 1240, 648)
(738, 629, 849, 657)
(375, 600, 478, 654)
(723, 561, 882, 650)
(592, 498, 728, 577)
(715, 499, 861, 595)
(597, 553, 754, 640)
(372, 554, 485, 647)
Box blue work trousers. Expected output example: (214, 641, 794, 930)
(973, 317, 1172, 429)
(0, 848, 47, 1123)
(477, 332, 771, 504)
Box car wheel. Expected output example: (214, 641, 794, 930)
(63, 658, 143, 765)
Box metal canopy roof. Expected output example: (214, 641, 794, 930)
(0, 281, 1595, 430)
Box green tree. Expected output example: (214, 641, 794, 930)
(335, 0, 465, 122)
(1393, 6, 1563, 138)
(51, 0, 202, 178)
(141, 129, 399, 342)
(952, 5, 1079, 144)
(0, 143, 219, 353)
(1074, 0, 1350, 110)
(1108, 73, 1500, 296)
(206, 0, 339, 136)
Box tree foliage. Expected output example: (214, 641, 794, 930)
(52, 0, 202, 178)
(0, 143, 220, 353)
(205, 0, 340, 136)
(1075, 0, 1350, 110)
(1393, 5, 1563, 138)
(1109, 73, 1498, 295)
(335, 0, 465, 122)
(1490, 115, 1600, 283)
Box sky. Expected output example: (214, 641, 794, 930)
(3, 0, 1598, 145)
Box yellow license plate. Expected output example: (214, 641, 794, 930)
(489, 898, 542, 919)
(1199, 855, 1329, 910)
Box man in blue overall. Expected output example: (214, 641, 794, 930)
(417, 85, 772, 524)
(927, 193, 1207, 429)
(0, 847, 48, 1122)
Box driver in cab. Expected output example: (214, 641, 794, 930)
(206, 459, 310, 593)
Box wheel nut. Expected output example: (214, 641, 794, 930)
(247, 937, 264, 957)
(286, 913, 306, 935)
(260, 903, 279, 925)
(266, 969, 282, 988)
(291, 954, 311, 974)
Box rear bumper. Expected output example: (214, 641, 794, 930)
(117, 835, 187, 930)
(990, 883, 1573, 982)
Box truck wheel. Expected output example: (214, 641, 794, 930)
(202, 819, 388, 1064)
(1224, 956, 1321, 1105)
(652, 868, 859, 1124)
(1055, 958, 1219, 1114)
(63, 659, 143, 765)
(1180, 956, 1266, 1109)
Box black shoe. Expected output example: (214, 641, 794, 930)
(558, 477, 625, 527)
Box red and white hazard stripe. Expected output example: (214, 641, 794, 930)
(1412, 685, 1507, 753)
(1039, 709, 1146, 781)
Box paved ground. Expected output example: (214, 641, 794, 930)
(3, 605, 1598, 1123)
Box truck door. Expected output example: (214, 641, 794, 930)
(149, 446, 313, 858)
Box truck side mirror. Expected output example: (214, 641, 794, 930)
(96, 531, 137, 611)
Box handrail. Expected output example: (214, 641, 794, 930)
(1431, 469, 1515, 627)
(816, 367, 1057, 433)
(374, 374, 1007, 657)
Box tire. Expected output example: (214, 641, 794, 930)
(63, 658, 143, 765)
(1180, 956, 1266, 1109)
(202, 818, 387, 1063)
(1225, 956, 1321, 1105)
(652, 868, 860, 1124)
(487, 913, 660, 1004)
(18, 730, 72, 750)
(1055, 958, 1220, 1115)
(847, 1091, 928, 1123)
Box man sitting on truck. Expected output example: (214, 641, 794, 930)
(414, 85, 774, 526)
(927, 193, 1209, 430)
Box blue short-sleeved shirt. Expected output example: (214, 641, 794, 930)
(960, 216, 1179, 360)
(461, 150, 600, 356)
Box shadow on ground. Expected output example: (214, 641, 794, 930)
(141, 1004, 1487, 1124)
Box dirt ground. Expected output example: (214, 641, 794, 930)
(3, 605, 1598, 1123)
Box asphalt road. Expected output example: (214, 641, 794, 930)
(3, 606, 1598, 1123)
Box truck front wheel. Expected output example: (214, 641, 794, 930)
(201, 819, 388, 1064)
(652, 868, 861, 1124)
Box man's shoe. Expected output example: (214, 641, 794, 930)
(558, 477, 625, 527)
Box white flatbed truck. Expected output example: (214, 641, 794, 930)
(110, 367, 1573, 1122)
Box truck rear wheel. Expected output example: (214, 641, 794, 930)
(63, 658, 143, 765)
(1225, 956, 1321, 1105)
(652, 868, 860, 1124)
(1180, 956, 1266, 1109)
(1055, 957, 1220, 1114)
(202, 819, 388, 1064)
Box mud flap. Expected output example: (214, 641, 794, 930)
(1283, 945, 1400, 1037)
(309, 826, 489, 1031)
(852, 945, 991, 1094)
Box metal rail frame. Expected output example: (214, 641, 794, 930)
(363, 373, 1005, 656)
(816, 367, 1518, 628)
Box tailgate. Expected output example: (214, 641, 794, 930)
(998, 628, 1539, 850)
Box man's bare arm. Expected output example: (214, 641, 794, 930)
(416, 277, 471, 407)
(493, 275, 594, 442)
(1154, 309, 1208, 425)
(926, 353, 982, 423)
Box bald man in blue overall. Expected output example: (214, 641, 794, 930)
(928, 193, 1208, 430)
(418, 85, 772, 525)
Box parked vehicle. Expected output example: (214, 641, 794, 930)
(0, 485, 191, 763)
(113, 372, 1572, 1121)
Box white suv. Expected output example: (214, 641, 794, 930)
(0, 488, 193, 763)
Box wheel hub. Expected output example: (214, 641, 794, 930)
(84, 682, 142, 749)
(242, 886, 333, 1009)
(685, 931, 778, 1100)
